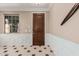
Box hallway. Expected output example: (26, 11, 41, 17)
(0, 3, 79, 56)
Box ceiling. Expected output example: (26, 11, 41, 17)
(0, 3, 50, 11)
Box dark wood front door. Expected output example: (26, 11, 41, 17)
(33, 13, 45, 46)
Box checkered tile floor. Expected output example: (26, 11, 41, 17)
(0, 45, 54, 56)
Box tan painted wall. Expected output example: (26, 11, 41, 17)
(0, 11, 48, 33)
(49, 3, 79, 43)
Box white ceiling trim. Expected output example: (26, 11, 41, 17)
(0, 8, 49, 11)
(0, 3, 50, 11)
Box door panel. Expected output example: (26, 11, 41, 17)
(33, 13, 45, 46)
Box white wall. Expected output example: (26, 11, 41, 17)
(0, 11, 49, 33)
(0, 13, 4, 33)
(0, 33, 32, 46)
(49, 3, 79, 43)
(19, 12, 32, 33)
(46, 34, 79, 56)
